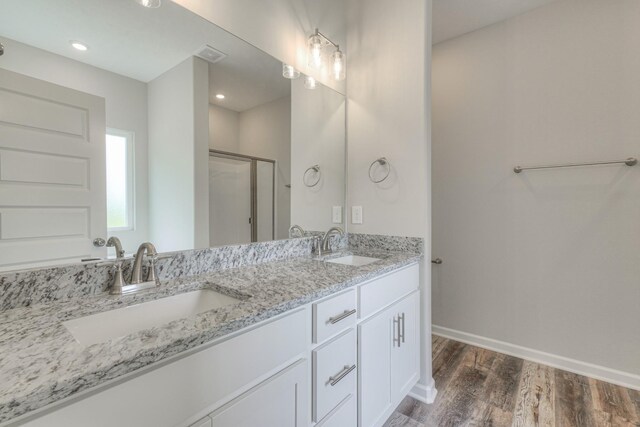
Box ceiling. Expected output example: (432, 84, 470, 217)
(0, 0, 290, 111)
(432, 0, 559, 44)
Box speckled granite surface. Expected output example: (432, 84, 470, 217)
(0, 237, 322, 311)
(0, 247, 419, 424)
(348, 233, 423, 254)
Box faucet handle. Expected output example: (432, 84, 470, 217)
(312, 235, 323, 256)
(109, 260, 126, 295)
(146, 256, 159, 284)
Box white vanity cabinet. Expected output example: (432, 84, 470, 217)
(15, 262, 421, 427)
(357, 264, 421, 427)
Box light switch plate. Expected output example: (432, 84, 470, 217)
(352, 206, 363, 224)
(332, 206, 342, 224)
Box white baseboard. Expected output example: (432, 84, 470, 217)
(433, 325, 640, 391)
(409, 378, 437, 404)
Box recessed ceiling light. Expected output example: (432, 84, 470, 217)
(134, 0, 161, 8)
(70, 41, 88, 51)
(216, 94, 225, 100)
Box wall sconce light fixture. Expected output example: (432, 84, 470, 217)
(307, 28, 346, 81)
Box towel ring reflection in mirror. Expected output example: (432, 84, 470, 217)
(303, 165, 321, 187)
(369, 157, 391, 183)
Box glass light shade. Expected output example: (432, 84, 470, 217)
(332, 50, 346, 81)
(135, 0, 161, 7)
(307, 34, 323, 70)
(282, 63, 300, 79)
(304, 76, 317, 90)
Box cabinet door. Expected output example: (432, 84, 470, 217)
(390, 291, 420, 402)
(210, 359, 307, 427)
(358, 308, 393, 427)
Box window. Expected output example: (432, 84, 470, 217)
(106, 129, 134, 231)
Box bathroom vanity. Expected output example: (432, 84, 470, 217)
(0, 242, 422, 427)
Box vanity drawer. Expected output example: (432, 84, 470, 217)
(358, 263, 419, 319)
(312, 329, 357, 422)
(316, 394, 356, 427)
(312, 289, 357, 344)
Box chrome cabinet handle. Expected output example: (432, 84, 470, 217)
(328, 309, 356, 324)
(400, 313, 405, 343)
(329, 364, 356, 386)
(393, 315, 401, 347)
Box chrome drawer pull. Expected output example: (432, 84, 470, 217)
(328, 309, 356, 324)
(329, 364, 356, 386)
(393, 315, 401, 347)
(400, 313, 406, 343)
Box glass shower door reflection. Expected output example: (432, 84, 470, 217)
(209, 156, 252, 246)
(256, 160, 274, 242)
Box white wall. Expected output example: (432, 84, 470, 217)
(209, 105, 239, 153)
(0, 37, 149, 254)
(432, 0, 640, 382)
(149, 57, 209, 252)
(291, 78, 345, 232)
(346, 0, 434, 401)
(172, 0, 346, 95)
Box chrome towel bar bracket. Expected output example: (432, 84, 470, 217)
(514, 157, 637, 174)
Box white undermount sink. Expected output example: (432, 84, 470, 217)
(64, 289, 240, 346)
(325, 255, 381, 266)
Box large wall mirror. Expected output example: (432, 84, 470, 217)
(0, 0, 346, 271)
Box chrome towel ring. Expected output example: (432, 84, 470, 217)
(303, 165, 321, 187)
(369, 157, 391, 183)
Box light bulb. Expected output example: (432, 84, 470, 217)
(282, 63, 300, 79)
(135, 0, 161, 8)
(70, 41, 88, 51)
(307, 34, 323, 70)
(332, 50, 346, 81)
(215, 94, 225, 100)
(304, 76, 317, 90)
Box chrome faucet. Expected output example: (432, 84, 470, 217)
(289, 224, 306, 238)
(131, 242, 158, 285)
(321, 227, 344, 253)
(108, 241, 159, 295)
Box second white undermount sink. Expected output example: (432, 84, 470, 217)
(325, 255, 381, 266)
(64, 289, 240, 346)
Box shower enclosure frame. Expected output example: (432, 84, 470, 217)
(209, 149, 276, 242)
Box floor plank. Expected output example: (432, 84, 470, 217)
(555, 370, 597, 426)
(382, 411, 422, 427)
(385, 335, 640, 427)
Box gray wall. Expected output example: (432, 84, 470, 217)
(148, 57, 210, 252)
(291, 77, 346, 232)
(432, 0, 640, 380)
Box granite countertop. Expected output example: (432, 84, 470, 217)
(0, 249, 421, 424)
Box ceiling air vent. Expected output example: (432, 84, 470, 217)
(195, 45, 227, 64)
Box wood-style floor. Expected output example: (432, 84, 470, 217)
(384, 336, 640, 427)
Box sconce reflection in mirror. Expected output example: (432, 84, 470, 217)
(303, 165, 321, 187)
(369, 157, 391, 183)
